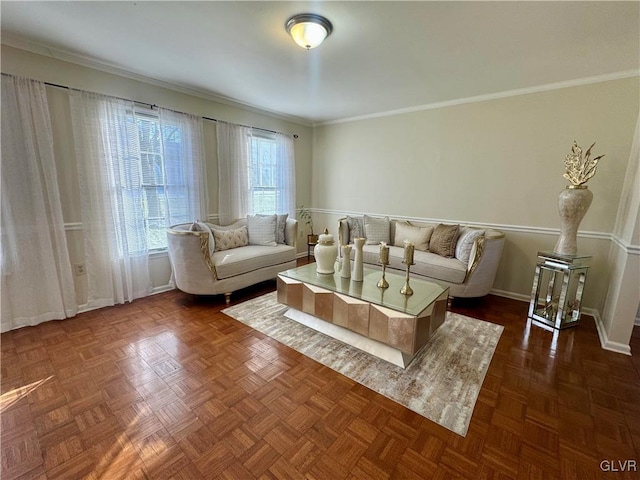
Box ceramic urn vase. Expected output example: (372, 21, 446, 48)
(554, 185, 593, 255)
(314, 229, 338, 274)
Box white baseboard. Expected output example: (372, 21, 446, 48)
(489, 288, 530, 303)
(590, 308, 632, 356)
(152, 284, 174, 295)
(75, 284, 175, 315)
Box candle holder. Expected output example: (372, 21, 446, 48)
(377, 262, 389, 289)
(378, 242, 390, 289)
(400, 261, 414, 296)
(400, 242, 415, 295)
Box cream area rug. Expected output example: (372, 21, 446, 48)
(223, 292, 503, 437)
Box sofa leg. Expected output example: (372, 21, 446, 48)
(224, 293, 232, 305)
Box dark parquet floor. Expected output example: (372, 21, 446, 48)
(2, 259, 639, 479)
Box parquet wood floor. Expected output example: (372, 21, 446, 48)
(2, 259, 639, 479)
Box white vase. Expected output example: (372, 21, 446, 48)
(352, 237, 365, 282)
(554, 186, 593, 255)
(340, 245, 352, 279)
(314, 229, 338, 274)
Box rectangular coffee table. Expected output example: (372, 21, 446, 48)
(277, 263, 449, 368)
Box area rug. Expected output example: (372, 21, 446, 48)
(223, 292, 503, 436)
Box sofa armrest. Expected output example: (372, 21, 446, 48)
(464, 232, 505, 283)
(285, 218, 298, 248)
(167, 224, 218, 289)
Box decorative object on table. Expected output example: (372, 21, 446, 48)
(528, 251, 591, 329)
(340, 244, 352, 279)
(554, 141, 605, 255)
(377, 242, 390, 289)
(297, 205, 314, 235)
(314, 229, 338, 274)
(352, 237, 365, 281)
(400, 240, 415, 295)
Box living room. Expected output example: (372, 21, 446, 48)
(1, 2, 639, 479)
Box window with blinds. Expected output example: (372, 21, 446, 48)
(249, 133, 278, 214)
(136, 111, 188, 251)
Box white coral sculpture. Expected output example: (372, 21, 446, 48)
(563, 141, 605, 187)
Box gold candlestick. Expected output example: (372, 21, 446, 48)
(400, 241, 414, 295)
(377, 263, 389, 289)
(400, 260, 414, 296)
(378, 242, 389, 288)
(400, 265, 413, 295)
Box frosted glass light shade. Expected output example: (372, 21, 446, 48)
(286, 14, 333, 50)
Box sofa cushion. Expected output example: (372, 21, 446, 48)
(429, 223, 460, 257)
(394, 222, 433, 252)
(247, 214, 277, 246)
(361, 245, 466, 284)
(455, 227, 485, 263)
(412, 250, 467, 284)
(213, 245, 295, 279)
(364, 215, 390, 245)
(213, 226, 249, 251)
(346, 215, 365, 244)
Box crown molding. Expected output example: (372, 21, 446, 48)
(5, 35, 637, 129)
(1, 36, 313, 127)
(316, 70, 640, 127)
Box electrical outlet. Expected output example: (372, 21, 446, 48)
(74, 263, 86, 276)
(299, 230, 304, 238)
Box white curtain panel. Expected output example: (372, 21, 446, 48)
(275, 132, 296, 215)
(217, 120, 252, 225)
(158, 108, 209, 225)
(0, 75, 77, 332)
(69, 90, 152, 308)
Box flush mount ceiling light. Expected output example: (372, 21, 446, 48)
(285, 13, 333, 50)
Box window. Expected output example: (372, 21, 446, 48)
(249, 134, 278, 214)
(217, 121, 294, 225)
(136, 110, 189, 251)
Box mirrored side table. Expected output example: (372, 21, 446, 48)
(528, 251, 591, 329)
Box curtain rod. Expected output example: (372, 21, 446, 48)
(2, 74, 298, 138)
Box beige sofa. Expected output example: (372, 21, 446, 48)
(338, 217, 504, 298)
(167, 218, 298, 304)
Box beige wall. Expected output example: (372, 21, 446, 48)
(1, 45, 313, 302)
(312, 77, 639, 317)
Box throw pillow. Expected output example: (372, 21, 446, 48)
(213, 227, 249, 251)
(247, 214, 277, 246)
(276, 213, 288, 244)
(364, 215, 390, 245)
(429, 223, 460, 258)
(394, 222, 433, 252)
(455, 227, 485, 263)
(346, 215, 365, 244)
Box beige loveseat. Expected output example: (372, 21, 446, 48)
(338, 216, 504, 298)
(167, 217, 298, 304)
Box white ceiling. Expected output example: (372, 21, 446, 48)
(2, 1, 638, 125)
